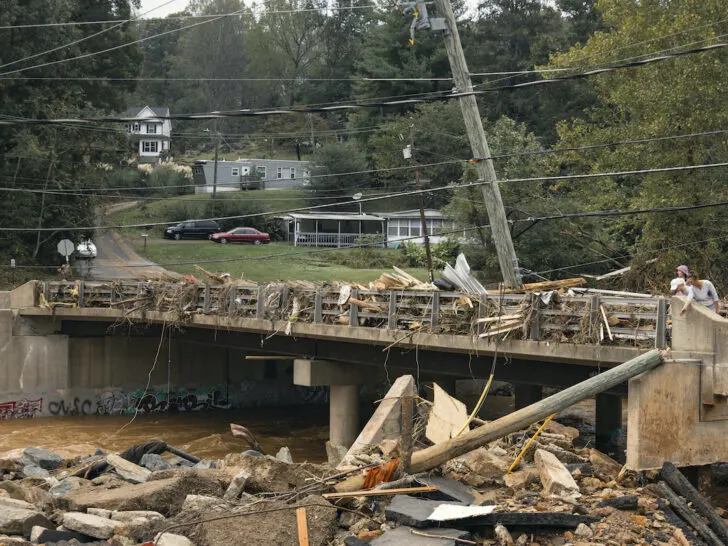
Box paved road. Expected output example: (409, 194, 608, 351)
(84, 202, 179, 281)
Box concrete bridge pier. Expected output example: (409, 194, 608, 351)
(596, 393, 623, 459)
(514, 384, 542, 410)
(294, 359, 376, 448)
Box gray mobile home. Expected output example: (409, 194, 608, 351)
(192, 159, 312, 193)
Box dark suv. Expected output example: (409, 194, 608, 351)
(163, 220, 221, 240)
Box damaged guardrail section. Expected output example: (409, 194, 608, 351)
(37, 280, 669, 347)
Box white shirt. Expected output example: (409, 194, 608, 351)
(687, 280, 719, 311)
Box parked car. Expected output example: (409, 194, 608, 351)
(76, 239, 97, 259)
(210, 227, 271, 245)
(163, 220, 221, 240)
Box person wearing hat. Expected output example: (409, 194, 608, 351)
(680, 272, 720, 315)
(670, 265, 689, 295)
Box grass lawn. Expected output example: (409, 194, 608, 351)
(128, 239, 430, 284)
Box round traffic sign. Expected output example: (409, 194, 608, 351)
(57, 239, 75, 257)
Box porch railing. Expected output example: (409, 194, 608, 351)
(291, 232, 385, 248)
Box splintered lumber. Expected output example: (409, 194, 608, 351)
(661, 462, 728, 544)
(296, 508, 309, 546)
(600, 305, 614, 341)
(478, 323, 523, 338)
(653, 482, 724, 546)
(499, 277, 587, 294)
(408, 349, 663, 474)
(477, 314, 523, 324)
(321, 486, 437, 500)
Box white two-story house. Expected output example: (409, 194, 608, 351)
(123, 106, 172, 163)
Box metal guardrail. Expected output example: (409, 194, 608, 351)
(38, 281, 669, 348)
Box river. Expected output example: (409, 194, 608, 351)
(0, 406, 331, 463)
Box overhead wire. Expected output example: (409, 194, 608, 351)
(3, 160, 728, 232)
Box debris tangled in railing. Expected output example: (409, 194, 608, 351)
(37, 264, 669, 348)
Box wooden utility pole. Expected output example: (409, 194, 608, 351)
(410, 126, 434, 282)
(211, 119, 220, 199)
(432, 0, 522, 288)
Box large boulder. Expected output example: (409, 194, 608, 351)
(62, 512, 120, 539)
(141, 453, 173, 472)
(107, 454, 152, 484)
(535, 449, 580, 498)
(20, 447, 63, 470)
(221, 453, 321, 493)
(57, 469, 226, 516)
(0, 505, 53, 538)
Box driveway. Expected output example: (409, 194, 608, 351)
(85, 202, 180, 281)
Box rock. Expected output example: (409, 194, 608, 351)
(0, 497, 36, 510)
(596, 494, 639, 511)
(155, 532, 196, 546)
(275, 447, 293, 464)
(385, 496, 465, 528)
(539, 443, 588, 464)
(193, 460, 215, 470)
(588, 449, 622, 481)
(88, 508, 113, 518)
(495, 523, 514, 545)
(371, 526, 472, 545)
(574, 523, 593, 539)
(545, 421, 580, 442)
(182, 494, 231, 513)
(20, 447, 63, 471)
(106, 454, 151, 484)
(32, 527, 100, 544)
(344, 535, 369, 545)
(0, 536, 31, 545)
(504, 469, 538, 491)
(168, 456, 196, 468)
(325, 442, 348, 467)
(110, 510, 165, 523)
(57, 469, 226, 516)
(0, 449, 24, 473)
(196, 495, 336, 546)
(21, 465, 49, 478)
(0, 506, 54, 538)
(223, 470, 251, 501)
(535, 449, 580, 498)
(140, 454, 173, 472)
(459, 447, 510, 482)
(221, 453, 315, 493)
(63, 512, 120, 539)
(378, 439, 400, 458)
(50, 477, 88, 497)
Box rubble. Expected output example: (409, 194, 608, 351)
(62, 512, 120, 539)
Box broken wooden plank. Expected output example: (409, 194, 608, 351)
(477, 314, 523, 324)
(296, 508, 309, 546)
(498, 277, 587, 294)
(661, 462, 728, 544)
(600, 304, 614, 341)
(653, 482, 724, 546)
(478, 323, 523, 338)
(409, 349, 663, 474)
(426, 383, 468, 445)
(322, 485, 437, 500)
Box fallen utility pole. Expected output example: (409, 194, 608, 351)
(409, 349, 664, 473)
(433, 0, 522, 289)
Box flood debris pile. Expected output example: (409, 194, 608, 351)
(39, 254, 665, 347)
(2, 374, 726, 545)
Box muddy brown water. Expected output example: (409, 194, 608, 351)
(0, 406, 331, 463)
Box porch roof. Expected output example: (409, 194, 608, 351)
(285, 212, 384, 222)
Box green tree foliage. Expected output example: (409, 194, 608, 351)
(308, 142, 371, 206)
(549, 0, 728, 286)
(0, 0, 142, 265)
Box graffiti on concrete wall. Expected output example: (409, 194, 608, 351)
(0, 398, 43, 420)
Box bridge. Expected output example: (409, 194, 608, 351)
(2, 279, 728, 471)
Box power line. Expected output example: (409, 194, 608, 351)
(3, 41, 725, 123)
(3, 160, 728, 232)
(0, 5, 376, 30)
(0, 0, 179, 72)
(5, 125, 726, 193)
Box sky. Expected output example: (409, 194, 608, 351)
(139, 0, 190, 18)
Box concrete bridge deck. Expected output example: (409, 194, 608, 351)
(3, 280, 728, 471)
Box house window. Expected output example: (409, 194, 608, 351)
(132, 123, 140, 132)
(398, 224, 409, 236)
(256, 166, 267, 177)
(290, 167, 296, 179)
(277, 167, 283, 179)
(410, 223, 420, 237)
(142, 141, 159, 153)
(146, 124, 157, 134)
(231, 167, 240, 176)
(387, 220, 398, 236)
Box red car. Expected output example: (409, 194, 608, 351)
(210, 227, 270, 245)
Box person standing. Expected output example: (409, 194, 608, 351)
(671, 265, 689, 295)
(680, 273, 720, 315)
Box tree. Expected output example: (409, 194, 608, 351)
(0, 0, 142, 266)
(548, 0, 728, 287)
(308, 142, 371, 206)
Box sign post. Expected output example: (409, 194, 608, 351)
(57, 239, 74, 264)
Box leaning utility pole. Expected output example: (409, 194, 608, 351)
(432, 0, 522, 288)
